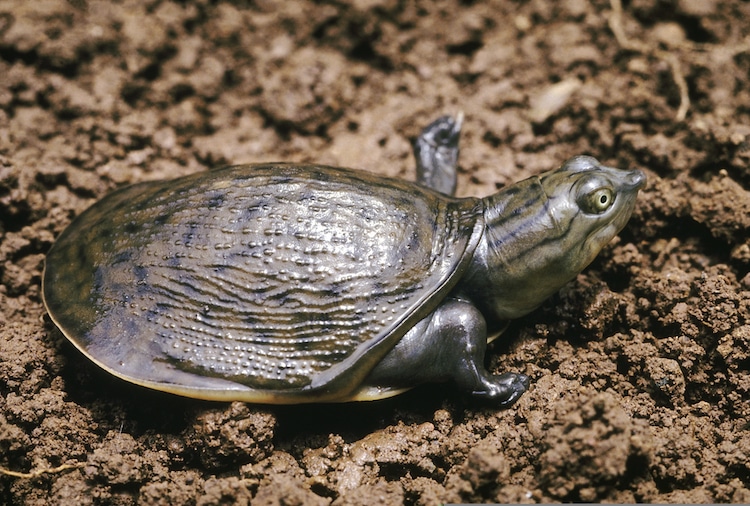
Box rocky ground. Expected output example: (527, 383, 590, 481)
(1, 0, 749, 504)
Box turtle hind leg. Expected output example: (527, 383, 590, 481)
(413, 113, 463, 196)
(364, 297, 529, 406)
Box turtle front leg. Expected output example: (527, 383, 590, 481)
(365, 297, 529, 406)
(413, 114, 463, 196)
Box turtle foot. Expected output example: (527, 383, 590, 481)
(471, 372, 530, 406)
(413, 114, 463, 195)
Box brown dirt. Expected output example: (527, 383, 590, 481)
(1, 0, 750, 504)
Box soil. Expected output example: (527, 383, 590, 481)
(1, 0, 750, 504)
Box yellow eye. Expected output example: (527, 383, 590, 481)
(579, 187, 614, 214)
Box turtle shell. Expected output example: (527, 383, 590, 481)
(43, 163, 484, 403)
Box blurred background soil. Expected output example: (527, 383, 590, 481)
(1, 0, 750, 504)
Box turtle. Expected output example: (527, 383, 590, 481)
(42, 115, 645, 406)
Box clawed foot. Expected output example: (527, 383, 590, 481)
(471, 372, 530, 406)
(413, 113, 463, 195)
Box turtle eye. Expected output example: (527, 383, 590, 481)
(578, 186, 615, 214)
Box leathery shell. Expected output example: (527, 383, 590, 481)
(43, 163, 484, 403)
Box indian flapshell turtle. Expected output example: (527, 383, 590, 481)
(43, 116, 645, 405)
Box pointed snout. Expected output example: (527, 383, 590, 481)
(626, 169, 647, 191)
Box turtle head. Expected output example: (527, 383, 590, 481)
(464, 156, 645, 323)
(535, 155, 646, 273)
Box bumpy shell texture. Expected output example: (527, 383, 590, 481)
(43, 164, 483, 402)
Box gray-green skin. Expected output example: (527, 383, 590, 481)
(43, 116, 645, 406)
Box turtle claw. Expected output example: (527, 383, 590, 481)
(471, 372, 530, 406)
(413, 114, 463, 195)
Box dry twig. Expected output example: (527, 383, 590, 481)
(0, 463, 84, 479)
(608, 0, 691, 121)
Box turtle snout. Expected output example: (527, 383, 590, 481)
(626, 169, 647, 191)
